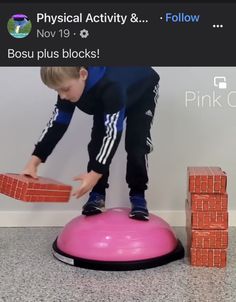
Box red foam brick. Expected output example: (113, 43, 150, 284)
(185, 199, 228, 230)
(188, 167, 227, 194)
(190, 248, 227, 267)
(190, 230, 228, 249)
(0, 173, 72, 202)
(191, 211, 228, 230)
(189, 193, 228, 212)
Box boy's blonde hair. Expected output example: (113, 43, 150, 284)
(40, 67, 84, 87)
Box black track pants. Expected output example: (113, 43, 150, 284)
(87, 82, 159, 197)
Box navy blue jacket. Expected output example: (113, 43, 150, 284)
(32, 67, 160, 174)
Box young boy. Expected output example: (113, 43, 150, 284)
(22, 67, 160, 221)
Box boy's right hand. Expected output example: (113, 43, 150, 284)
(21, 155, 42, 179)
(21, 166, 38, 179)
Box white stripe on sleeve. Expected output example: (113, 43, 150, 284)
(38, 107, 59, 143)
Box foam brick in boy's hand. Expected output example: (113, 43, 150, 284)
(0, 173, 72, 202)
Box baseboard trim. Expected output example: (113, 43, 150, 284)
(0, 210, 234, 227)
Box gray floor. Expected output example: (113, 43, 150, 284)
(0, 227, 235, 302)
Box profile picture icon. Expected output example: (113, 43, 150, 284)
(7, 14, 32, 38)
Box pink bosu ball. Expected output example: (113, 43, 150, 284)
(52, 208, 184, 270)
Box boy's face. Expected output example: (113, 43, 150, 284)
(54, 69, 88, 102)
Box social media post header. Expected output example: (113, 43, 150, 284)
(1, 0, 235, 3)
(0, 2, 235, 66)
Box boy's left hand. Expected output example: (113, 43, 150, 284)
(72, 171, 102, 199)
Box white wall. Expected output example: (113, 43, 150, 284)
(0, 67, 236, 226)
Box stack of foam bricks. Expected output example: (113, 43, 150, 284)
(186, 167, 228, 268)
(0, 173, 72, 202)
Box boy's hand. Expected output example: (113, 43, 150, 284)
(21, 155, 41, 179)
(72, 171, 102, 199)
(21, 167, 38, 179)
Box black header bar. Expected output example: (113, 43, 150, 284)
(0, 2, 235, 66)
(1, 0, 235, 3)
